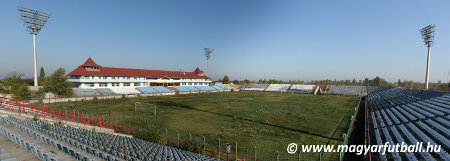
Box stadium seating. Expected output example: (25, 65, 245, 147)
(110, 88, 142, 94)
(368, 87, 449, 160)
(1, 115, 217, 161)
(177, 86, 199, 91)
(136, 87, 159, 93)
(244, 84, 269, 91)
(265, 84, 291, 92)
(174, 86, 191, 91)
(288, 84, 316, 93)
(210, 85, 225, 90)
(222, 84, 240, 91)
(0, 118, 69, 161)
(328, 85, 365, 96)
(72, 88, 101, 97)
(96, 88, 116, 95)
(194, 86, 215, 91)
(152, 87, 171, 92)
(175, 86, 220, 92)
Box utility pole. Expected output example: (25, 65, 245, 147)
(204, 48, 214, 75)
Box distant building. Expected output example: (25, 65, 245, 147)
(68, 58, 212, 88)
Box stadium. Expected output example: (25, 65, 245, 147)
(1, 1, 450, 161)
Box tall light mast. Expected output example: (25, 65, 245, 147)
(18, 7, 51, 86)
(419, 24, 435, 89)
(204, 48, 214, 75)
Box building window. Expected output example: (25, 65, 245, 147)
(112, 83, 119, 87)
(124, 83, 130, 86)
(86, 83, 94, 87)
(99, 83, 107, 87)
(103, 76, 107, 79)
(134, 83, 140, 86)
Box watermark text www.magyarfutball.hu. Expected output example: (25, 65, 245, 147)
(287, 142, 441, 155)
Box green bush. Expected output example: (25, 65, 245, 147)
(133, 128, 162, 144)
(32, 115, 40, 121)
(40, 124, 50, 130)
(37, 98, 44, 104)
(178, 139, 204, 154)
(56, 120, 64, 126)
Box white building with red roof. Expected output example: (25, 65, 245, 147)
(68, 58, 212, 88)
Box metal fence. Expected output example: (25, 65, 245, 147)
(339, 96, 362, 160)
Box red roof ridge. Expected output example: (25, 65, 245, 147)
(193, 67, 202, 73)
(81, 57, 100, 67)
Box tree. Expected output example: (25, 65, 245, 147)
(373, 76, 382, 86)
(244, 79, 250, 84)
(0, 72, 31, 100)
(38, 67, 45, 86)
(262, 79, 268, 84)
(232, 80, 240, 85)
(363, 78, 369, 86)
(22, 78, 34, 86)
(43, 68, 73, 96)
(222, 75, 230, 84)
(352, 79, 357, 85)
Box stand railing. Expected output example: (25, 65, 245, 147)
(0, 96, 140, 134)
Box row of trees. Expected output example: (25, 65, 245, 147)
(0, 67, 73, 100)
(397, 79, 450, 88)
(219, 75, 450, 88)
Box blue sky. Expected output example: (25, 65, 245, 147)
(1, 0, 449, 82)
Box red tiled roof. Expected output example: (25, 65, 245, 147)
(81, 58, 100, 67)
(68, 58, 209, 79)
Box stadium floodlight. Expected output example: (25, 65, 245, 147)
(204, 48, 214, 75)
(420, 24, 435, 89)
(18, 7, 51, 87)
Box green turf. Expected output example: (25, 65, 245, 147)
(52, 91, 359, 160)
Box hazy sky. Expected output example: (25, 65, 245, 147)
(1, 0, 449, 82)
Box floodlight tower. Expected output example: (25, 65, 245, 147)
(18, 7, 51, 87)
(204, 48, 214, 75)
(420, 24, 435, 89)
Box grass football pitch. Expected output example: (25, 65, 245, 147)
(52, 91, 359, 160)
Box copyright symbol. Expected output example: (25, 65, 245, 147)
(287, 143, 297, 154)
